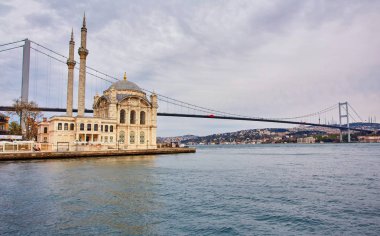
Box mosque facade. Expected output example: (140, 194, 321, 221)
(37, 15, 158, 151)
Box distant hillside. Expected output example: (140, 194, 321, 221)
(158, 122, 379, 145)
(157, 135, 198, 143)
(350, 122, 380, 129)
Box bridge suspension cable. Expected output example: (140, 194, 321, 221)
(0, 40, 26, 53)
(29, 40, 255, 118)
(274, 103, 339, 120)
(12, 39, 368, 126)
(30, 45, 116, 84)
(0, 39, 25, 48)
(31, 40, 119, 82)
(0, 45, 23, 53)
(348, 103, 363, 122)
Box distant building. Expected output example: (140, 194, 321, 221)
(358, 136, 380, 143)
(0, 113, 9, 135)
(297, 137, 316, 144)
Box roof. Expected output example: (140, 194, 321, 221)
(108, 80, 142, 92)
(116, 94, 151, 105)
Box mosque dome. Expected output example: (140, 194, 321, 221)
(108, 73, 142, 92)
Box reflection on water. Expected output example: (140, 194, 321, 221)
(1, 144, 380, 235)
(0, 156, 159, 235)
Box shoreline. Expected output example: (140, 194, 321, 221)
(0, 147, 196, 162)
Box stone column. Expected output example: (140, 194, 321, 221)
(77, 14, 89, 117)
(66, 29, 76, 116)
(150, 93, 158, 147)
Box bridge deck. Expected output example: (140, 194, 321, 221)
(0, 106, 372, 133)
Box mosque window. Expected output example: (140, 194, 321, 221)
(105, 136, 108, 143)
(94, 124, 98, 131)
(105, 125, 109, 132)
(70, 123, 75, 130)
(140, 132, 145, 144)
(64, 123, 68, 130)
(130, 110, 136, 124)
(87, 124, 91, 131)
(119, 131, 125, 143)
(80, 123, 84, 131)
(44, 127, 48, 133)
(101, 125, 103, 132)
(110, 136, 113, 143)
(130, 131, 135, 144)
(58, 123, 62, 130)
(120, 110, 126, 123)
(110, 125, 113, 132)
(140, 111, 146, 125)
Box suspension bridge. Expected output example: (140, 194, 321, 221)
(0, 39, 375, 142)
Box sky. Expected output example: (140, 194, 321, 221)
(0, 0, 379, 136)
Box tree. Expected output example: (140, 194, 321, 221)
(8, 121, 21, 135)
(8, 98, 42, 140)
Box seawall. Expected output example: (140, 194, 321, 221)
(0, 148, 196, 161)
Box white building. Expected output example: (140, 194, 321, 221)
(297, 137, 316, 144)
(37, 15, 157, 151)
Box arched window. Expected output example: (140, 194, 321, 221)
(58, 123, 62, 130)
(140, 131, 145, 144)
(87, 124, 91, 131)
(43, 127, 48, 133)
(130, 131, 135, 144)
(80, 123, 84, 131)
(94, 124, 98, 131)
(140, 111, 146, 125)
(70, 123, 75, 130)
(119, 131, 125, 143)
(110, 125, 113, 132)
(110, 136, 113, 143)
(105, 125, 108, 132)
(120, 109, 126, 123)
(130, 110, 136, 124)
(64, 123, 68, 130)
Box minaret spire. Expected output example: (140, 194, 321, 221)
(82, 12, 86, 27)
(77, 13, 89, 117)
(66, 28, 76, 116)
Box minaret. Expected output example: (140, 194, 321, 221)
(66, 29, 76, 116)
(77, 13, 89, 116)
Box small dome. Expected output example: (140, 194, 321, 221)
(108, 80, 142, 92)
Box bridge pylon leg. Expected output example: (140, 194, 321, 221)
(338, 102, 350, 143)
(21, 39, 31, 137)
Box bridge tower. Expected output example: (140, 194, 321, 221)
(339, 102, 350, 143)
(66, 29, 76, 116)
(20, 39, 31, 134)
(77, 13, 89, 117)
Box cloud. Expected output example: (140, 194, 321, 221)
(0, 0, 379, 136)
(0, 2, 13, 15)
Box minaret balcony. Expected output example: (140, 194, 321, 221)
(78, 47, 89, 56)
(66, 59, 76, 67)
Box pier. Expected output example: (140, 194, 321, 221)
(0, 147, 196, 161)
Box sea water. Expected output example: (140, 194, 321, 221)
(1, 143, 379, 235)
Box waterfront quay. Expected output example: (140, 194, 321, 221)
(0, 147, 195, 161)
